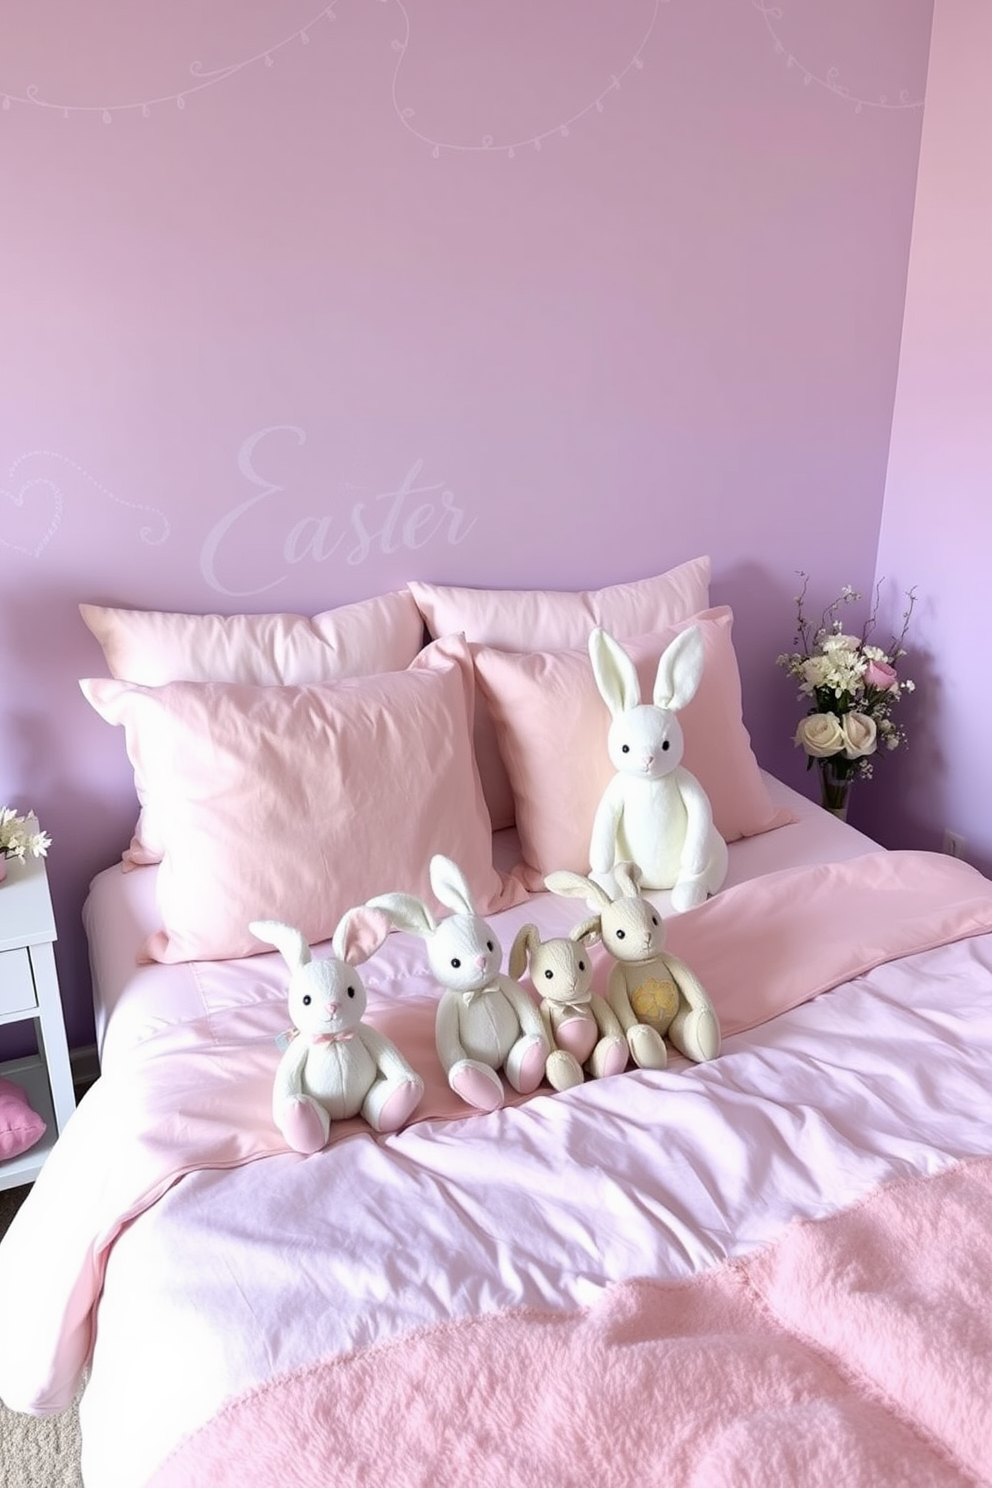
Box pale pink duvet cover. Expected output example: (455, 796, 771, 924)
(1, 823, 992, 1486)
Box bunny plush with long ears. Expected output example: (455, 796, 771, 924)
(251, 912, 424, 1154)
(545, 861, 721, 1071)
(508, 922, 628, 1092)
(369, 855, 549, 1114)
(587, 624, 728, 912)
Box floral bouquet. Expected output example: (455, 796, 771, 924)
(0, 806, 52, 867)
(777, 575, 916, 816)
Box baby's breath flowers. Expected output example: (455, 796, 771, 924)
(0, 807, 52, 863)
(777, 575, 916, 791)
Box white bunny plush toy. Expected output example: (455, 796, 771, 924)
(508, 921, 628, 1092)
(370, 855, 549, 1114)
(588, 624, 729, 912)
(546, 861, 720, 1071)
(251, 911, 425, 1155)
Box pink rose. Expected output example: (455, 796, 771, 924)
(864, 659, 898, 691)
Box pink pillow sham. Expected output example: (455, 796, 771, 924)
(472, 606, 796, 891)
(79, 592, 426, 870)
(0, 1076, 46, 1161)
(409, 557, 712, 829)
(80, 635, 526, 964)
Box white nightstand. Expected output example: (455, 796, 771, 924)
(0, 842, 76, 1191)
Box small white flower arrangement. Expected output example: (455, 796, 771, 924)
(777, 575, 916, 800)
(0, 806, 52, 864)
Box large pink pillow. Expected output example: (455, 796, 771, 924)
(80, 635, 526, 964)
(472, 607, 796, 891)
(0, 1076, 46, 1161)
(409, 557, 711, 829)
(79, 592, 426, 869)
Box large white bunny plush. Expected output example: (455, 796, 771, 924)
(251, 911, 425, 1154)
(588, 624, 728, 912)
(370, 855, 549, 1113)
(546, 861, 720, 1071)
(508, 921, 628, 1091)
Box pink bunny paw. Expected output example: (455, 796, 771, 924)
(279, 1096, 328, 1155)
(449, 1059, 504, 1112)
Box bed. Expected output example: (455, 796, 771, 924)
(2, 562, 992, 1488)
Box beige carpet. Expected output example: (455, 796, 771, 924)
(0, 1183, 84, 1488)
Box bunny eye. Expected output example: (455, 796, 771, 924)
(621, 744, 630, 754)
(302, 994, 312, 1006)
(544, 969, 554, 980)
(347, 986, 356, 998)
(579, 960, 586, 972)
(451, 957, 461, 969)
(651, 915, 659, 926)
(616, 928, 626, 940)
(662, 740, 670, 751)
(486, 941, 494, 952)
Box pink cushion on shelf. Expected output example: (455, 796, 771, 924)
(80, 635, 525, 965)
(0, 1076, 46, 1162)
(472, 606, 796, 891)
(409, 557, 712, 829)
(79, 592, 426, 870)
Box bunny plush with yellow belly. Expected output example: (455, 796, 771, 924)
(546, 861, 720, 1072)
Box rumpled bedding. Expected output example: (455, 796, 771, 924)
(2, 850, 992, 1488)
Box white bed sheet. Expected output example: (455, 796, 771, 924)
(83, 772, 879, 1073)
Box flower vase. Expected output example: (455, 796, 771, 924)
(818, 758, 855, 822)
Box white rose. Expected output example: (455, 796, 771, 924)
(795, 713, 846, 757)
(840, 712, 877, 759)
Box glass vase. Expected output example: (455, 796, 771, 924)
(818, 757, 855, 821)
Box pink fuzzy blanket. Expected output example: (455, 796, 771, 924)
(150, 1156, 992, 1488)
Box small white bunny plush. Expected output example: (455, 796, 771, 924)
(251, 911, 424, 1154)
(370, 855, 549, 1113)
(587, 624, 728, 912)
(508, 921, 628, 1091)
(546, 861, 720, 1071)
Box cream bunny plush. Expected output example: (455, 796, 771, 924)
(509, 921, 628, 1091)
(587, 624, 728, 912)
(369, 855, 549, 1113)
(546, 861, 720, 1071)
(251, 911, 424, 1154)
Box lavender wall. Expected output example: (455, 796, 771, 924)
(0, 0, 932, 1052)
(866, 0, 992, 876)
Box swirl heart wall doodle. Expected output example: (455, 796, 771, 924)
(0, 452, 170, 558)
(0, 475, 64, 558)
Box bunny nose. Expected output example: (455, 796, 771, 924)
(475, 953, 488, 971)
(324, 1000, 339, 1017)
(642, 753, 654, 770)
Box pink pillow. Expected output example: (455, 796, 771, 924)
(79, 592, 426, 869)
(472, 607, 796, 891)
(80, 635, 526, 964)
(0, 1076, 46, 1161)
(409, 558, 711, 829)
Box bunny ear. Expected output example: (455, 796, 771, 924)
(569, 916, 602, 946)
(588, 627, 641, 718)
(612, 861, 643, 899)
(429, 854, 476, 915)
(654, 625, 705, 712)
(332, 905, 392, 966)
(508, 923, 539, 980)
(249, 919, 311, 971)
(545, 869, 612, 911)
(367, 891, 437, 938)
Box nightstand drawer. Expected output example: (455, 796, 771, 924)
(0, 946, 37, 1016)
